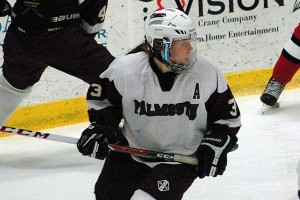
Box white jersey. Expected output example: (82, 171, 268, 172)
(100, 52, 241, 165)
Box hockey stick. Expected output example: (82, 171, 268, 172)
(108, 144, 198, 165)
(0, 125, 237, 165)
(109, 143, 238, 165)
(0, 125, 199, 165)
(0, 125, 78, 144)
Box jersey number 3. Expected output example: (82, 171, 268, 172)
(228, 98, 237, 116)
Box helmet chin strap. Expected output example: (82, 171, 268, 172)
(146, 42, 164, 64)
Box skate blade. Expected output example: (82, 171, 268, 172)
(261, 102, 280, 114)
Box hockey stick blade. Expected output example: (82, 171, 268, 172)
(108, 144, 199, 165)
(0, 125, 78, 144)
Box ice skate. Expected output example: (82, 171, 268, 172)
(260, 77, 285, 113)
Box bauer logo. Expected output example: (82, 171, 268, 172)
(150, 13, 166, 18)
(294, 0, 300, 12)
(51, 13, 80, 23)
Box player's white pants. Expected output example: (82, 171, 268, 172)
(131, 189, 156, 200)
(0, 72, 32, 125)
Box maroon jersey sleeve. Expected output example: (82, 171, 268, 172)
(79, 0, 107, 26)
(205, 86, 241, 135)
(87, 78, 123, 127)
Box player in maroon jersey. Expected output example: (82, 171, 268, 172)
(0, 0, 114, 125)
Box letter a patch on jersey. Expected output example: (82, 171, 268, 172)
(193, 83, 200, 99)
(157, 180, 170, 192)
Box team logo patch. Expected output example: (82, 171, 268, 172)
(157, 180, 170, 191)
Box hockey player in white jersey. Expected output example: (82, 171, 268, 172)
(77, 8, 242, 200)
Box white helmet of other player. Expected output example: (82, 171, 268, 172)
(144, 8, 197, 73)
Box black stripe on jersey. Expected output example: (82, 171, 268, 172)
(283, 35, 300, 64)
(291, 35, 300, 47)
(205, 88, 241, 135)
(282, 49, 300, 64)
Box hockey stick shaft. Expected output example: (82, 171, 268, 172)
(0, 125, 78, 144)
(108, 144, 199, 165)
(1, 125, 236, 166)
(0, 125, 198, 165)
(109, 143, 238, 165)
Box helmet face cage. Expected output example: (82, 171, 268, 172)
(144, 8, 197, 73)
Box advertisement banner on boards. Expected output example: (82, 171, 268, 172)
(106, 0, 300, 72)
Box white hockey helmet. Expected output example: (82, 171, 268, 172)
(144, 8, 197, 73)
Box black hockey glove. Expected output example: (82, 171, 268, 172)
(0, 0, 12, 17)
(77, 121, 121, 160)
(197, 130, 237, 179)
